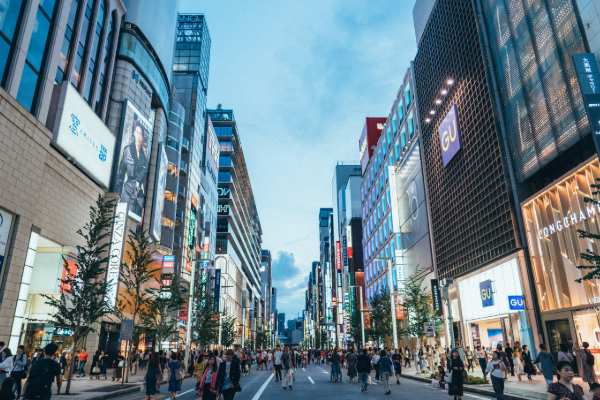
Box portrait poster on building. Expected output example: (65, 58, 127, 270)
(0, 208, 14, 285)
(112, 100, 153, 222)
(150, 143, 168, 241)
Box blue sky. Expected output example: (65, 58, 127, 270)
(180, 0, 418, 321)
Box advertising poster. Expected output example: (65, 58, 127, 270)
(214, 268, 221, 313)
(488, 328, 503, 349)
(60, 259, 78, 293)
(471, 324, 482, 348)
(150, 143, 168, 241)
(0, 208, 14, 283)
(113, 100, 153, 222)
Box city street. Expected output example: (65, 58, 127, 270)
(106, 364, 493, 400)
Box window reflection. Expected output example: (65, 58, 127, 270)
(0, 0, 26, 85)
(167, 163, 178, 177)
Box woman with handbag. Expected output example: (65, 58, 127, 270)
(145, 353, 161, 400)
(167, 352, 183, 400)
(113, 351, 125, 381)
(447, 349, 464, 400)
(10, 345, 26, 398)
(90, 350, 101, 380)
(198, 356, 218, 400)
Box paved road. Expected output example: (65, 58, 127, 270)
(108, 363, 493, 400)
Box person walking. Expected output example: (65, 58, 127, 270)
(513, 346, 524, 381)
(574, 341, 599, 389)
(10, 346, 27, 397)
(448, 349, 464, 400)
(404, 347, 411, 368)
(548, 361, 585, 400)
(505, 344, 514, 377)
(391, 349, 401, 385)
(357, 349, 371, 393)
(413, 348, 420, 373)
(144, 353, 161, 400)
(465, 347, 474, 372)
(535, 343, 556, 389)
(347, 350, 357, 383)
(77, 348, 88, 378)
(216, 350, 240, 400)
(131, 350, 140, 375)
(167, 352, 182, 400)
(198, 356, 218, 400)
(485, 351, 507, 400)
(433, 346, 440, 368)
(22, 343, 62, 400)
(521, 345, 535, 381)
(274, 347, 282, 382)
(0, 348, 13, 386)
(475, 346, 488, 380)
(113, 351, 125, 382)
(90, 350, 101, 380)
(372, 349, 380, 382)
(100, 351, 108, 380)
(330, 348, 341, 383)
(377, 350, 393, 395)
(496, 345, 508, 379)
(281, 347, 293, 390)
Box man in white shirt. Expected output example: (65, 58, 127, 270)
(485, 351, 507, 400)
(274, 347, 283, 382)
(372, 350, 381, 382)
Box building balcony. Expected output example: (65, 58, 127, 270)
(179, 162, 188, 176)
(176, 208, 184, 225)
(181, 137, 189, 153)
(173, 235, 182, 249)
(178, 184, 186, 199)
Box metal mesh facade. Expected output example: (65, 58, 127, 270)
(414, 0, 517, 279)
(480, 0, 589, 183)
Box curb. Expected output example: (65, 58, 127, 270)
(73, 376, 194, 400)
(400, 373, 544, 400)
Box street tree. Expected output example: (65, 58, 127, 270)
(578, 182, 600, 281)
(221, 310, 237, 348)
(192, 282, 219, 348)
(348, 307, 363, 349)
(365, 286, 392, 348)
(43, 196, 116, 395)
(398, 270, 443, 345)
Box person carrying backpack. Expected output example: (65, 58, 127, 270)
(574, 341, 598, 390)
(21, 343, 62, 400)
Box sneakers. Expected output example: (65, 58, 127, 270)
(289, 386, 292, 390)
(385, 390, 391, 395)
(361, 386, 365, 392)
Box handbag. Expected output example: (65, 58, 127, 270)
(444, 370, 453, 384)
(368, 374, 372, 385)
(175, 367, 185, 380)
(118, 360, 124, 367)
(92, 366, 101, 374)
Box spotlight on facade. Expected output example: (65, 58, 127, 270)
(425, 118, 431, 123)
(429, 110, 436, 115)
(435, 99, 442, 104)
(447, 79, 454, 85)
(441, 89, 448, 95)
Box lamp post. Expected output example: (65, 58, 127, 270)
(373, 257, 403, 350)
(349, 284, 365, 349)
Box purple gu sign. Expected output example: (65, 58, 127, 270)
(439, 104, 462, 167)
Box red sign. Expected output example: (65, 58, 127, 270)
(213, 315, 220, 321)
(336, 241, 341, 270)
(179, 301, 188, 321)
(186, 261, 192, 272)
(60, 259, 78, 293)
(191, 194, 198, 208)
(359, 117, 387, 176)
(395, 297, 404, 320)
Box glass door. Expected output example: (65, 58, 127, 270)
(547, 318, 579, 374)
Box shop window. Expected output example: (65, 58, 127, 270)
(16, 0, 57, 112)
(167, 163, 178, 176)
(0, 0, 25, 86)
(95, 11, 114, 115)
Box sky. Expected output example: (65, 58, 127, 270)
(180, 0, 418, 321)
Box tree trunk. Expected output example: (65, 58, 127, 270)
(65, 327, 80, 395)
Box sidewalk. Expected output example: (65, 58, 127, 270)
(53, 368, 150, 400)
(400, 364, 590, 400)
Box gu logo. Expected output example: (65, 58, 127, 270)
(69, 114, 80, 136)
(438, 104, 462, 167)
(479, 279, 494, 308)
(508, 296, 524, 310)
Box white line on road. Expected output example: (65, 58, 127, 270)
(308, 376, 315, 384)
(177, 388, 196, 397)
(302, 368, 306, 371)
(251, 371, 275, 400)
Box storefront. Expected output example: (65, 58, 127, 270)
(522, 156, 600, 374)
(456, 256, 535, 353)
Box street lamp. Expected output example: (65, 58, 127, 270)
(349, 284, 366, 349)
(372, 257, 403, 350)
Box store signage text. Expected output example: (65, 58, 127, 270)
(359, 138, 368, 162)
(479, 279, 494, 307)
(218, 188, 230, 197)
(106, 202, 128, 308)
(538, 204, 600, 239)
(438, 104, 462, 167)
(336, 241, 341, 270)
(132, 69, 152, 97)
(508, 295, 524, 310)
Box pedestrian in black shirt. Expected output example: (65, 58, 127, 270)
(392, 350, 402, 385)
(22, 343, 62, 400)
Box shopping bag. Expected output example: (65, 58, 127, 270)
(368, 374, 372, 385)
(431, 379, 440, 388)
(444, 371, 453, 384)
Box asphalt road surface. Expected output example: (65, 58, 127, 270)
(108, 362, 494, 400)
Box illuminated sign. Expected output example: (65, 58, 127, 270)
(388, 166, 400, 233)
(508, 296, 524, 310)
(346, 225, 353, 258)
(438, 104, 462, 167)
(336, 241, 341, 270)
(480, 280, 494, 308)
(342, 235, 348, 267)
(218, 188, 230, 197)
(163, 255, 175, 269)
(537, 204, 600, 239)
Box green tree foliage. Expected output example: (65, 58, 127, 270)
(192, 282, 219, 348)
(221, 310, 237, 348)
(255, 330, 268, 350)
(43, 196, 115, 394)
(365, 286, 392, 348)
(398, 270, 443, 344)
(348, 307, 363, 349)
(578, 181, 600, 281)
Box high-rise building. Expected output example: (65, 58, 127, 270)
(260, 250, 272, 342)
(209, 105, 263, 346)
(278, 313, 286, 335)
(318, 208, 333, 328)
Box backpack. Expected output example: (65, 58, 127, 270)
(586, 350, 595, 367)
(25, 360, 56, 400)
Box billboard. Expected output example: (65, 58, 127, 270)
(438, 104, 462, 167)
(0, 208, 14, 285)
(358, 117, 387, 175)
(51, 82, 116, 187)
(112, 100, 153, 222)
(205, 116, 220, 184)
(150, 143, 168, 241)
(106, 202, 129, 309)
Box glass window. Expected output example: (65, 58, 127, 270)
(400, 127, 407, 150)
(219, 156, 232, 166)
(383, 221, 387, 239)
(167, 163, 178, 176)
(0, 0, 26, 85)
(83, 0, 104, 102)
(405, 84, 411, 108)
(95, 11, 113, 115)
(398, 102, 404, 123)
(382, 138, 386, 157)
(218, 171, 231, 182)
(71, 0, 93, 88)
(16, 1, 56, 112)
(391, 239, 395, 261)
(392, 115, 397, 135)
(387, 127, 392, 146)
(55, 0, 79, 83)
(219, 141, 233, 151)
(394, 139, 400, 161)
(166, 137, 180, 152)
(408, 111, 414, 139)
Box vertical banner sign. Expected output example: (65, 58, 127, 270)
(336, 241, 342, 270)
(106, 202, 128, 308)
(431, 279, 443, 317)
(480, 279, 494, 307)
(120, 319, 133, 341)
(573, 54, 600, 162)
(214, 268, 221, 313)
(396, 262, 405, 293)
(388, 166, 400, 233)
(342, 235, 348, 267)
(150, 143, 168, 242)
(162, 255, 175, 272)
(346, 225, 353, 258)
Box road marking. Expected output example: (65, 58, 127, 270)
(308, 376, 315, 384)
(252, 371, 275, 400)
(302, 368, 306, 371)
(178, 389, 196, 397)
